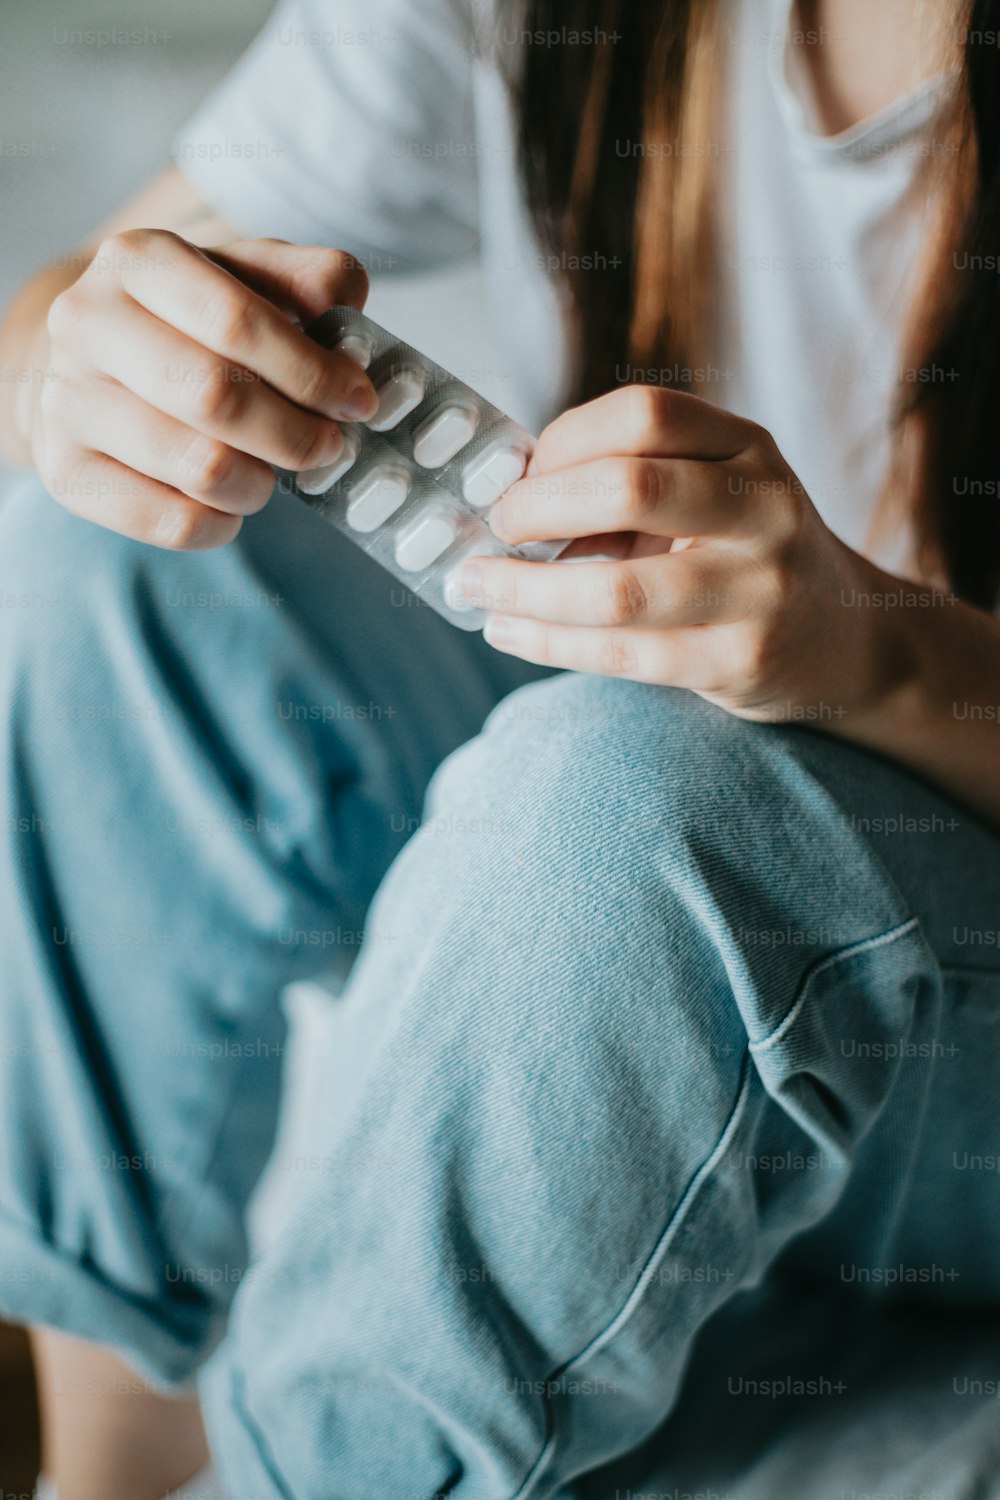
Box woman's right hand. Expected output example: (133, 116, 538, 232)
(29, 230, 378, 549)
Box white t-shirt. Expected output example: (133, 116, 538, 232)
(173, 0, 948, 561)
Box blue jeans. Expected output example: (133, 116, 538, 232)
(1, 477, 999, 1498)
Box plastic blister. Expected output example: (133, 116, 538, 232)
(278, 307, 566, 630)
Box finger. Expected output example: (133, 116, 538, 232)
(532, 385, 756, 474)
(482, 613, 709, 685)
(84, 297, 348, 475)
(457, 553, 742, 628)
(64, 379, 275, 516)
(111, 231, 377, 421)
(491, 456, 745, 545)
(45, 449, 243, 550)
(205, 239, 370, 322)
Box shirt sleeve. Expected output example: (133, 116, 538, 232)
(170, 0, 481, 272)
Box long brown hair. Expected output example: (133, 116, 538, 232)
(499, 0, 1000, 609)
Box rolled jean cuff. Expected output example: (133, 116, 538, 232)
(0, 1207, 219, 1389)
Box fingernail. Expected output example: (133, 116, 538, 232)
(339, 384, 378, 421)
(324, 424, 345, 458)
(484, 614, 515, 648)
(460, 563, 484, 604)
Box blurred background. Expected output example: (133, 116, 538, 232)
(0, 0, 508, 1489)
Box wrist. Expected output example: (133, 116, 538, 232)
(825, 562, 1000, 826)
(832, 553, 943, 746)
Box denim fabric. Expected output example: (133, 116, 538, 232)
(1, 478, 1000, 1496)
(202, 677, 1000, 1498)
(0, 476, 543, 1384)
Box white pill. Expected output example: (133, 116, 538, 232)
(394, 508, 459, 572)
(335, 332, 374, 370)
(345, 466, 411, 532)
(367, 367, 427, 432)
(442, 541, 508, 614)
(462, 442, 528, 509)
(413, 404, 479, 469)
(296, 429, 361, 496)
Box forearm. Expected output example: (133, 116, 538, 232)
(836, 569, 1000, 828)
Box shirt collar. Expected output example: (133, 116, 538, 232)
(765, 0, 954, 163)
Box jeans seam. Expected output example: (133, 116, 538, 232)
(511, 1051, 756, 1500)
(514, 919, 925, 1497)
(749, 917, 922, 1056)
(228, 1367, 298, 1500)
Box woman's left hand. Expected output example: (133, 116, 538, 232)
(460, 386, 897, 724)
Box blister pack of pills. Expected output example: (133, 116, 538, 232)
(280, 307, 565, 630)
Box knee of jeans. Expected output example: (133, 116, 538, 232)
(422, 672, 913, 1021)
(418, 674, 750, 964)
(433, 672, 771, 861)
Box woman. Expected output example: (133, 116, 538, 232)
(1, 0, 999, 1494)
